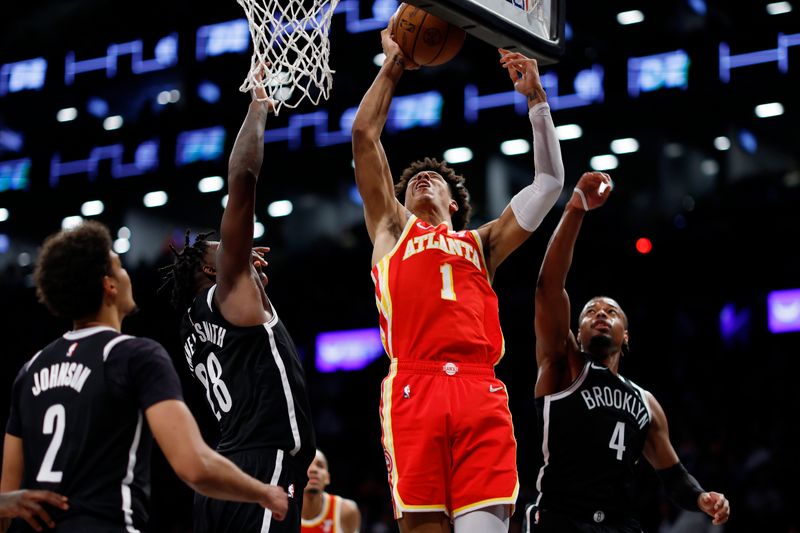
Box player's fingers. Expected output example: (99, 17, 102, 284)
(20, 510, 44, 532)
(26, 502, 55, 529)
(29, 491, 68, 510)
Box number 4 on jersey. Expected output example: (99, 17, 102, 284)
(609, 421, 626, 461)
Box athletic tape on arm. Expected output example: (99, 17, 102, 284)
(510, 103, 565, 232)
(657, 462, 705, 511)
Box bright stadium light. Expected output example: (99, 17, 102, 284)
(0, 208, 8, 222)
(61, 216, 84, 230)
(610, 138, 639, 154)
(221, 194, 229, 208)
(766, 1, 792, 14)
(268, 200, 293, 217)
(253, 221, 265, 239)
(157, 91, 171, 105)
(590, 154, 619, 171)
(118, 226, 131, 239)
(143, 191, 168, 207)
(500, 139, 531, 156)
(373, 53, 386, 67)
(103, 115, 124, 130)
(80, 200, 104, 217)
(617, 10, 644, 25)
(113, 238, 131, 254)
(443, 147, 473, 164)
(714, 136, 731, 151)
(556, 124, 583, 140)
(198, 175, 225, 193)
(755, 102, 784, 118)
(57, 107, 78, 122)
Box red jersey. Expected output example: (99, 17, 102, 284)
(301, 493, 343, 533)
(371, 215, 504, 365)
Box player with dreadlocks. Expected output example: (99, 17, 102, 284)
(160, 81, 315, 533)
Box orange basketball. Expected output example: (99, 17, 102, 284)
(392, 3, 466, 67)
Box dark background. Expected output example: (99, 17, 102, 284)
(1, 0, 798, 531)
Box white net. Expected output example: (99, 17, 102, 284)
(237, 0, 339, 114)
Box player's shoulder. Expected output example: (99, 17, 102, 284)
(104, 335, 169, 360)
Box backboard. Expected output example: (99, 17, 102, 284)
(405, 0, 565, 64)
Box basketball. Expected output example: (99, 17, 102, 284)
(392, 3, 466, 67)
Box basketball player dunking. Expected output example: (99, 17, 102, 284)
(351, 26, 565, 533)
(301, 450, 360, 533)
(527, 172, 730, 532)
(160, 83, 315, 532)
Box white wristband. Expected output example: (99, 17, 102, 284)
(573, 188, 589, 211)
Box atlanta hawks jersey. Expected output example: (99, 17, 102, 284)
(180, 286, 315, 468)
(534, 358, 652, 522)
(5, 326, 183, 531)
(371, 215, 504, 364)
(301, 493, 344, 533)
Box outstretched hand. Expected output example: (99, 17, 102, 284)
(381, 24, 419, 70)
(569, 172, 613, 211)
(0, 490, 68, 531)
(698, 491, 730, 525)
(250, 65, 276, 113)
(499, 48, 546, 105)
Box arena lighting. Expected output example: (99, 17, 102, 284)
(86, 97, 109, 118)
(0, 208, 8, 222)
(103, 115, 124, 131)
(443, 147, 473, 164)
(315, 328, 384, 372)
(0, 234, 8, 253)
(169, 90, 181, 103)
(157, 91, 171, 105)
(555, 124, 582, 140)
(590, 154, 619, 171)
(766, 1, 792, 15)
(617, 10, 644, 25)
(221, 194, 229, 208)
(18, 252, 31, 267)
(80, 200, 104, 216)
(373, 53, 386, 67)
(714, 136, 731, 151)
(113, 238, 131, 254)
(143, 191, 168, 208)
(701, 159, 719, 176)
(635, 237, 653, 254)
(56, 107, 78, 122)
(198, 176, 225, 193)
(500, 139, 531, 156)
(267, 200, 293, 217)
(253, 221, 265, 239)
(61, 215, 83, 230)
(755, 102, 784, 118)
(197, 81, 221, 104)
(610, 138, 639, 154)
(768, 289, 800, 333)
(117, 226, 131, 239)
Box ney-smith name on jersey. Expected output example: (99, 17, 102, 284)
(183, 320, 228, 371)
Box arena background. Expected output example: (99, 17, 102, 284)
(1, 0, 798, 531)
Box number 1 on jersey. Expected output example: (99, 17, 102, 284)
(440, 263, 457, 301)
(609, 421, 626, 461)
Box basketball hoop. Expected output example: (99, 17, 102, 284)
(236, 0, 339, 114)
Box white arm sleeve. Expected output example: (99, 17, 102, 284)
(509, 102, 565, 232)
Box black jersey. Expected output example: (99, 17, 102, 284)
(5, 326, 183, 532)
(180, 286, 315, 468)
(534, 358, 652, 523)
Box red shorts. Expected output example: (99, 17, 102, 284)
(380, 359, 519, 519)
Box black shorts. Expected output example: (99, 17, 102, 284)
(523, 504, 642, 533)
(9, 514, 140, 532)
(193, 448, 307, 533)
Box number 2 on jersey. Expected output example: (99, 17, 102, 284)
(37, 404, 66, 483)
(609, 421, 626, 461)
(440, 263, 457, 301)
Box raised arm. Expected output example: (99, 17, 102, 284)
(642, 392, 731, 525)
(351, 28, 415, 263)
(215, 86, 273, 326)
(478, 50, 565, 277)
(534, 172, 611, 397)
(340, 497, 361, 533)
(146, 400, 288, 520)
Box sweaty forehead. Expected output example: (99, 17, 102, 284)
(582, 297, 621, 314)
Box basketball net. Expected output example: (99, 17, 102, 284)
(236, 0, 339, 114)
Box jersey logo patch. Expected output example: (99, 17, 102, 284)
(593, 510, 605, 523)
(442, 362, 458, 376)
(403, 384, 411, 398)
(66, 342, 78, 357)
(288, 483, 295, 499)
(489, 385, 504, 393)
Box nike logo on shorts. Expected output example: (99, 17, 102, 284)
(489, 385, 504, 393)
